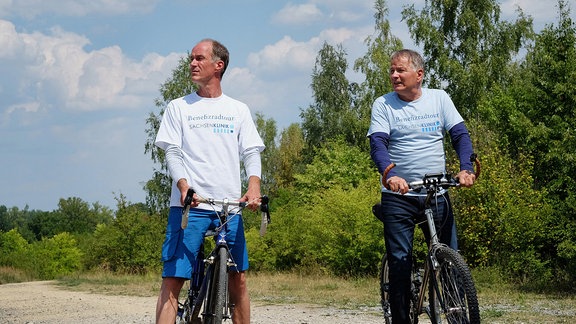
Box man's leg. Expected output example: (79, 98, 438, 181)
(228, 271, 250, 324)
(156, 277, 185, 324)
(381, 193, 418, 324)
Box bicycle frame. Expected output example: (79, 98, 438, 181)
(184, 200, 236, 323)
(378, 154, 481, 323)
(177, 190, 270, 324)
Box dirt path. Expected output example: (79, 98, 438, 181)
(0, 281, 385, 323)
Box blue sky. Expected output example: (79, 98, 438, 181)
(0, 0, 571, 211)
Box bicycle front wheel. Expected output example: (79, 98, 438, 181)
(204, 246, 228, 324)
(429, 246, 480, 324)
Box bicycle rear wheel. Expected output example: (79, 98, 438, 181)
(380, 253, 420, 324)
(429, 246, 480, 324)
(203, 246, 229, 324)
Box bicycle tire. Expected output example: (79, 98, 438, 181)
(429, 246, 480, 324)
(204, 246, 228, 324)
(380, 253, 419, 324)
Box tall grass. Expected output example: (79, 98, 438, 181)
(0, 266, 35, 284)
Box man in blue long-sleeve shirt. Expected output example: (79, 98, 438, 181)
(367, 49, 476, 324)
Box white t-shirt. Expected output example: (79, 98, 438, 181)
(155, 93, 265, 208)
(367, 88, 464, 185)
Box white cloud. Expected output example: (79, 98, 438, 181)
(0, 0, 160, 19)
(223, 67, 270, 111)
(246, 25, 369, 76)
(0, 19, 182, 124)
(272, 3, 324, 25)
(246, 35, 320, 76)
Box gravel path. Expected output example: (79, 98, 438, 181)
(0, 281, 385, 323)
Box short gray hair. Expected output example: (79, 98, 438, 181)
(391, 49, 424, 72)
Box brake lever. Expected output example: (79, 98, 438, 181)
(259, 195, 270, 237)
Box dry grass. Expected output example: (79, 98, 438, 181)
(248, 271, 379, 308)
(0, 266, 34, 284)
(7, 268, 572, 323)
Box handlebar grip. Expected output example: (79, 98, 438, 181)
(470, 153, 481, 180)
(181, 188, 196, 230)
(381, 163, 396, 190)
(184, 188, 195, 207)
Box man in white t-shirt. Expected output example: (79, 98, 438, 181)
(367, 49, 476, 323)
(154, 39, 264, 324)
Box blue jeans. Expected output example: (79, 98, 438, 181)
(380, 192, 457, 324)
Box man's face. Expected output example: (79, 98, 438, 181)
(389, 55, 423, 100)
(189, 41, 222, 85)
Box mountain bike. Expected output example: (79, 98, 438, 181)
(176, 188, 270, 324)
(375, 155, 481, 324)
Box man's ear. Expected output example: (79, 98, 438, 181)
(215, 60, 225, 75)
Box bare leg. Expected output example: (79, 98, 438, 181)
(228, 271, 250, 324)
(156, 277, 185, 324)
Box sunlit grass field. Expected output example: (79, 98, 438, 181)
(1, 266, 574, 323)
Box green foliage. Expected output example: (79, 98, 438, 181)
(293, 140, 375, 195)
(0, 230, 82, 279)
(247, 141, 383, 276)
(450, 122, 555, 285)
(402, 0, 533, 117)
(354, 0, 403, 126)
(83, 199, 164, 274)
(0, 229, 28, 266)
(275, 123, 305, 188)
(28, 233, 83, 279)
(260, 178, 382, 276)
(28, 198, 114, 240)
(245, 227, 277, 272)
(252, 112, 279, 195)
(300, 42, 367, 157)
(520, 1, 576, 202)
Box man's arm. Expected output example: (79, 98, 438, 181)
(369, 132, 397, 180)
(241, 147, 262, 210)
(449, 122, 476, 187)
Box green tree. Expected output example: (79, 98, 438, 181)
(402, 0, 533, 118)
(260, 140, 381, 275)
(0, 229, 29, 266)
(300, 42, 365, 155)
(354, 0, 403, 117)
(27, 232, 83, 279)
(28, 198, 113, 239)
(84, 197, 164, 273)
(514, 0, 576, 286)
(275, 123, 305, 188)
(253, 112, 278, 195)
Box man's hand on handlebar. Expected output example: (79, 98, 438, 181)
(385, 175, 410, 195)
(455, 170, 476, 188)
(178, 178, 199, 208)
(240, 188, 262, 212)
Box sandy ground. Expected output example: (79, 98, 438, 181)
(0, 281, 386, 323)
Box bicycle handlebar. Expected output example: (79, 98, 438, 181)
(181, 188, 271, 236)
(382, 153, 481, 191)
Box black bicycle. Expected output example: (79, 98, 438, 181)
(176, 188, 270, 324)
(376, 155, 481, 324)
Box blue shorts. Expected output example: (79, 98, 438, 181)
(161, 207, 249, 279)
